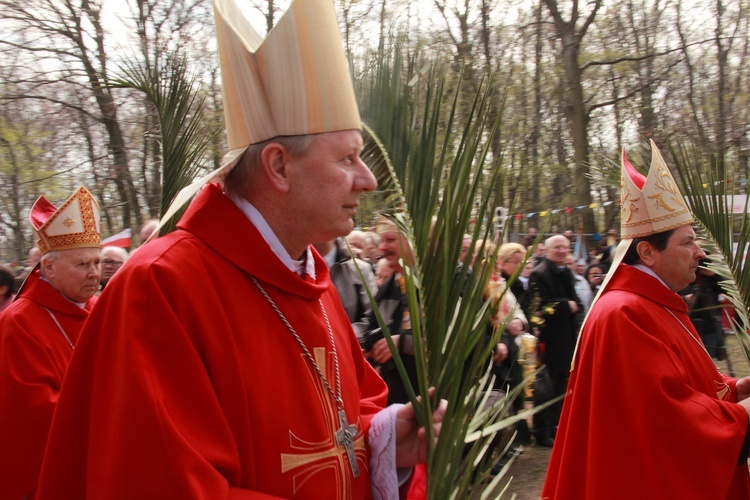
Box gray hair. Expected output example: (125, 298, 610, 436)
(39, 251, 59, 277)
(365, 231, 380, 247)
(224, 135, 316, 198)
(545, 234, 570, 248)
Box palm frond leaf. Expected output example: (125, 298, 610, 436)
(358, 42, 524, 498)
(669, 140, 750, 363)
(111, 52, 219, 234)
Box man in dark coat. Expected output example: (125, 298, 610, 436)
(528, 234, 582, 446)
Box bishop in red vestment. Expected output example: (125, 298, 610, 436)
(0, 186, 101, 499)
(542, 142, 750, 499)
(542, 264, 750, 499)
(37, 0, 445, 495)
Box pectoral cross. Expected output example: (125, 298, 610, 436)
(336, 409, 360, 477)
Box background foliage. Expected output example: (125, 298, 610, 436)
(1, 0, 749, 262)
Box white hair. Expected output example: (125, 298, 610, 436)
(39, 251, 59, 277)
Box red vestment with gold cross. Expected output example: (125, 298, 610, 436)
(38, 184, 388, 499)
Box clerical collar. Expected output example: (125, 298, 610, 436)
(630, 263, 669, 290)
(227, 191, 315, 279)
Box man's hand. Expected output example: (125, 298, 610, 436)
(395, 388, 447, 467)
(568, 300, 579, 314)
(370, 336, 399, 364)
(506, 318, 525, 337)
(736, 376, 750, 402)
(493, 343, 508, 363)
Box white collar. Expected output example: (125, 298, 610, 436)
(227, 192, 315, 278)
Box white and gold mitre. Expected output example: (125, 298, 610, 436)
(620, 139, 694, 239)
(156, 0, 362, 232)
(214, 0, 361, 160)
(29, 186, 101, 256)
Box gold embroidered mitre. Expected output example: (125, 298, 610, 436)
(620, 140, 694, 238)
(214, 0, 361, 163)
(29, 186, 101, 255)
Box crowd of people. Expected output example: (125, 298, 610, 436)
(2, 0, 749, 497)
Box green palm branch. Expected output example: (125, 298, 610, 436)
(358, 44, 529, 498)
(111, 52, 219, 234)
(669, 141, 750, 363)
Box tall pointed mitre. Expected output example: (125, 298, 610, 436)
(620, 139, 694, 238)
(29, 186, 101, 255)
(214, 0, 361, 165)
(157, 0, 361, 232)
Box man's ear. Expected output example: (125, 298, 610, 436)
(40, 258, 54, 279)
(636, 240, 657, 266)
(260, 143, 292, 193)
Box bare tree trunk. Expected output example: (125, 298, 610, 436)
(79, 1, 141, 231)
(713, 0, 727, 190)
(543, 0, 601, 243)
(0, 136, 26, 263)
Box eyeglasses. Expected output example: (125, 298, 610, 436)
(590, 273, 605, 278)
(101, 259, 124, 266)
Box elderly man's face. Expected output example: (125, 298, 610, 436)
(345, 233, 366, 259)
(43, 247, 101, 302)
(289, 130, 377, 242)
(546, 236, 570, 266)
(100, 247, 127, 284)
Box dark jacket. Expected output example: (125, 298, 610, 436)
(528, 258, 582, 373)
(370, 273, 419, 405)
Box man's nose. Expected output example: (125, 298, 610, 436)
(355, 159, 377, 192)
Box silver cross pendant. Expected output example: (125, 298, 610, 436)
(336, 409, 360, 477)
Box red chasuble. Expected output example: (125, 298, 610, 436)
(37, 184, 388, 499)
(0, 269, 96, 499)
(542, 265, 750, 499)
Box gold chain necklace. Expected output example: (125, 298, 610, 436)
(250, 276, 360, 477)
(44, 306, 74, 350)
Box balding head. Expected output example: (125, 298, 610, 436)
(545, 235, 571, 266)
(139, 219, 159, 246)
(100, 246, 129, 286)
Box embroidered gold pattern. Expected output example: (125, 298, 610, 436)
(716, 380, 731, 401)
(37, 187, 100, 254)
(280, 347, 365, 499)
(620, 180, 641, 223)
(646, 166, 689, 214)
